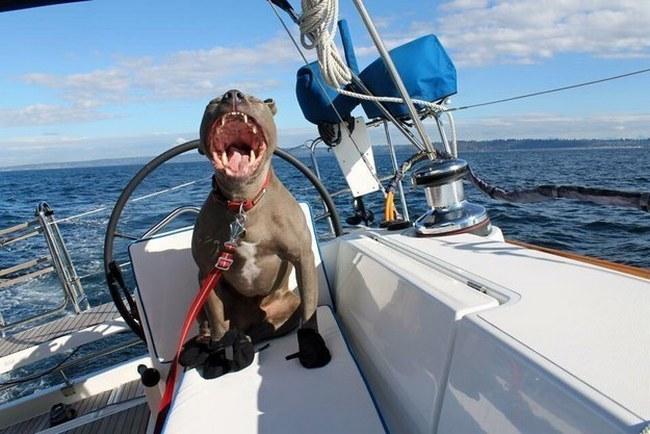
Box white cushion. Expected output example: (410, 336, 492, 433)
(163, 306, 385, 434)
(128, 203, 333, 377)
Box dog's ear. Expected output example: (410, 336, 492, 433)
(264, 98, 277, 116)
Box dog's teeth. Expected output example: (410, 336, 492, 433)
(250, 149, 256, 163)
(221, 117, 226, 126)
(221, 152, 228, 166)
(243, 114, 248, 124)
(252, 125, 257, 134)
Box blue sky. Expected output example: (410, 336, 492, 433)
(1, 0, 649, 166)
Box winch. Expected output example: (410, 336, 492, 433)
(411, 158, 490, 236)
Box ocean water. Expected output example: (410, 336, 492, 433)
(0, 146, 648, 402)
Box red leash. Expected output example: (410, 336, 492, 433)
(153, 243, 237, 433)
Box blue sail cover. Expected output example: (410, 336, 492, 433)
(359, 35, 457, 119)
(295, 62, 359, 125)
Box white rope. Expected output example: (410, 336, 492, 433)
(299, 0, 351, 89)
(268, 0, 388, 191)
(298, 0, 444, 113)
(445, 111, 458, 157)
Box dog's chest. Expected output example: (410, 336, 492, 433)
(235, 241, 262, 286)
(223, 236, 289, 296)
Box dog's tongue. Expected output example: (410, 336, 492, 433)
(229, 149, 243, 168)
(227, 148, 251, 175)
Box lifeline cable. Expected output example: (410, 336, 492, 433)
(446, 67, 650, 112)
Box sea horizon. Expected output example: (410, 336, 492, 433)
(1, 137, 648, 172)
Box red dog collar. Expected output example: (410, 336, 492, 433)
(212, 173, 271, 213)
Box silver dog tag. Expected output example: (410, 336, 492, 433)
(228, 212, 247, 243)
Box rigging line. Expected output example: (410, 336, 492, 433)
(268, 0, 386, 192)
(130, 179, 199, 203)
(51, 177, 210, 225)
(78, 261, 131, 280)
(445, 67, 650, 112)
(53, 206, 109, 224)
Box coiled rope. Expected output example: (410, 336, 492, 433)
(299, 0, 351, 88)
(298, 0, 444, 113)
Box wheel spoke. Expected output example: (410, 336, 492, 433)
(114, 232, 139, 241)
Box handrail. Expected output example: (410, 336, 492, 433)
(36, 203, 89, 314)
(141, 206, 201, 239)
(0, 203, 89, 334)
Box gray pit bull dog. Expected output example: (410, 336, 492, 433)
(190, 90, 331, 371)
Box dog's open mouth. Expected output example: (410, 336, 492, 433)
(209, 111, 267, 178)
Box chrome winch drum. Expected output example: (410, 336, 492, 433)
(412, 158, 490, 236)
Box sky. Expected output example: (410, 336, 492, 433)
(1, 0, 649, 167)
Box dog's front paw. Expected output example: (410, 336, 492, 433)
(218, 329, 255, 371)
(286, 328, 331, 369)
(179, 336, 210, 369)
(201, 329, 255, 379)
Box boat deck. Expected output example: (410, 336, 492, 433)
(0, 302, 119, 359)
(0, 379, 148, 434)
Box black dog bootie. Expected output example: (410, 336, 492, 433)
(286, 328, 331, 369)
(180, 329, 255, 379)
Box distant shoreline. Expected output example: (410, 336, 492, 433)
(1, 139, 648, 172)
(462, 145, 644, 153)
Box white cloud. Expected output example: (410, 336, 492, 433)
(0, 103, 111, 127)
(20, 36, 300, 106)
(360, 1, 650, 67)
(0, 131, 197, 167)
(5, 35, 303, 128)
(435, 0, 650, 66)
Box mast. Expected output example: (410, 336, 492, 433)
(350, 0, 436, 155)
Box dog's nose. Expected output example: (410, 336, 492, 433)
(222, 89, 244, 106)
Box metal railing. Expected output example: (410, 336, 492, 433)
(0, 203, 90, 334)
(141, 206, 201, 239)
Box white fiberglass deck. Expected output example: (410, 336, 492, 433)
(334, 228, 649, 433)
(382, 229, 650, 421)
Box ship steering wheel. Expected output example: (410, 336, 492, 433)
(103, 140, 342, 339)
